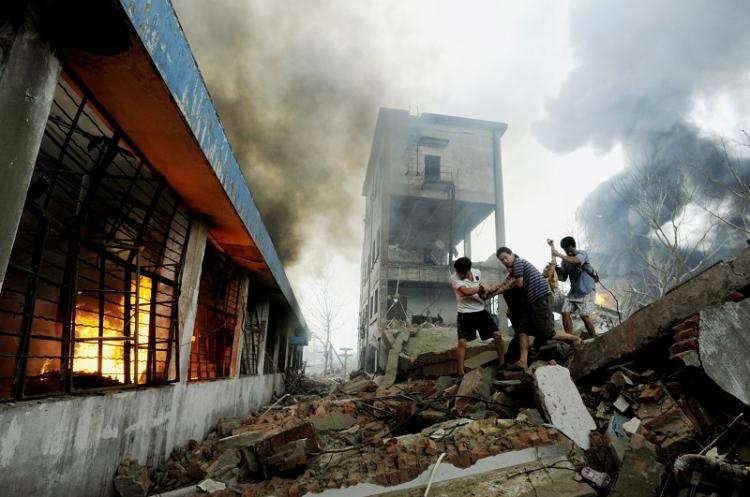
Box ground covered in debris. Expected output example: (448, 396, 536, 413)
(114, 248, 750, 497)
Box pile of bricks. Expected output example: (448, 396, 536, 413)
(137, 369, 567, 497)
(669, 314, 701, 367)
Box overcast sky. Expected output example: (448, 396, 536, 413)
(174, 0, 750, 359)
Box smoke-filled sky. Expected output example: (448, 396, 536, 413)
(173, 0, 750, 355)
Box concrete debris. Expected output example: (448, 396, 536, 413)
(613, 395, 630, 413)
(622, 417, 640, 435)
(196, 479, 226, 493)
(380, 330, 408, 388)
(136, 368, 568, 497)
(463, 350, 499, 371)
(534, 365, 596, 450)
(115, 249, 750, 497)
(698, 298, 750, 405)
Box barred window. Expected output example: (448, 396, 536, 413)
(0, 74, 191, 400)
(240, 299, 267, 376)
(189, 243, 244, 380)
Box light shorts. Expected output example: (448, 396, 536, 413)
(562, 292, 595, 317)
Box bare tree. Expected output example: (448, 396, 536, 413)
(304, 277, 345, 376)
(613, 164, 724, 314)
(697, 134, 750, 237)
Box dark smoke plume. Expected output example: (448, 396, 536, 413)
(535, 0, 750, 283)
(173, 1, 393, 264)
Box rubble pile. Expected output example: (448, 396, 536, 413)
(133, 368, 574, 497)
(113, 247, 750, 497)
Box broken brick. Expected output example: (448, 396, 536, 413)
(638, 385, 664, 403)
(670, 338, 699, 355)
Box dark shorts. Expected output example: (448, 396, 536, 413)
(457, 310, 498, 341)
(518, 295, 556, 342)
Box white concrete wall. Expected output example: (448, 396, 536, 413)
(0, 218, 286, 497)
(0, 373, 283, 496)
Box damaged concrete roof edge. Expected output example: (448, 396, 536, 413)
(117, 0, 308, 335)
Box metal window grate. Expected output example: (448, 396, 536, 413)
(188, 243, 243, 381)
(0, 73, 191, 400)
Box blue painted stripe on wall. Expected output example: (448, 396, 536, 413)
(118, 0, 306, 333)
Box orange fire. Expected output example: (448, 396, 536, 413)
(71, 277, 152, 384)
(595, 291, 613, 307)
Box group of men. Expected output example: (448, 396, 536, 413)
(450, 236, 597, 378)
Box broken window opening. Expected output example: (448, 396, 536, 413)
(424, 155, 441, 180)
(240, 298, 266, 376)
(0, 74, 190, 401)
(189, 243, 244, 381)
(277, 324, 288, 372)
(263, 305, 279, 374)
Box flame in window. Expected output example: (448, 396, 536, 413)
(71, 277, 152, 384)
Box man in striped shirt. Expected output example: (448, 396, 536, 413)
(487, 247, 565, 369)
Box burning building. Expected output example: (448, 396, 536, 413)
(0, 1, 307, 495)
(358, 108, 508, 372)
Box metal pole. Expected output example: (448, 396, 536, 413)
(339, 347, 352, 376)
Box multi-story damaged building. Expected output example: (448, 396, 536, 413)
(0, 1, 307, 495)
(359, 108, 508, 371)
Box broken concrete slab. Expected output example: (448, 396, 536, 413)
(380, 330, 408, 388)
(698, 298, 750, 406)
(464, 350, 499, 371)
(534, 365, 596, 450)
(569, 247, 750, 379)
(339, 376, 378, 395)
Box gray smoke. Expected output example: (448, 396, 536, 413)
(535, 0, 750, 281)
(173, 1, 394, 264)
